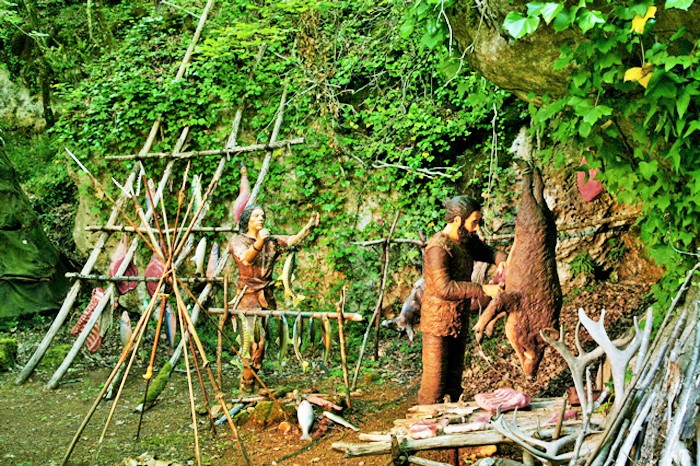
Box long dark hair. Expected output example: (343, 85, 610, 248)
(444, 196, 481, 223)
(238, 204, 264, 231)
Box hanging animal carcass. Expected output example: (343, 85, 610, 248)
(472, 165, 562, 379)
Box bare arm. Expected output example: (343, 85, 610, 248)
(287, 212, 320, 247)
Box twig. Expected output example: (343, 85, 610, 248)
(105, 137, 304, 160)
(352, 211, 401, 390)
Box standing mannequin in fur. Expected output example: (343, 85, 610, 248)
(418, 196, 506, 404)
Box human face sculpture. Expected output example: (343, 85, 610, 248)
(247, 208, 266, 234)
(458, 210, 483, 245)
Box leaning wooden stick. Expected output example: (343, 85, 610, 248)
(174, 276, 252, 466)
(352, 211, 401, 391)
(173, 277, 202, 466)
(217, 274, 229, 389)
(187, 316, 218, 437)
(336, 285, 351, 408)
(136, 294, 168, 440)
(61, 275, 168, 465)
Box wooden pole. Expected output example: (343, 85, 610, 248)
(136, 294, 168, 440)
(105, 137, 304, 160)
(332, 431, 509, 458)
(207, 308, 364, 321)
(217, 274, 229, 389)
(336, 285, 351, 408)
(84, 224, 239, 233)
(247, 83, 287, 206)
(352, 211, 401, 390)
(64, 272, 223, 283)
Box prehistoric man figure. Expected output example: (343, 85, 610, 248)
(229, 204, 319, 392)
(418, 195, 506, 404)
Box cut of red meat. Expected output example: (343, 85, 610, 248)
(474, 387, 531, 413)
(577, 156, 604, 202)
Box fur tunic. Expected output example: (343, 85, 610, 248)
(421, 232, 505, 337)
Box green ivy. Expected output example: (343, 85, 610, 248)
(502, 0, 700, 311)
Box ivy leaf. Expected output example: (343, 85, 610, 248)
(503, 11, 541, 39)
(577, 9, 605, 33)
(683, 120, 700, 138)
(399, 21, 415, 39)
(639, 160, 658, 180)
(665, 0, 694, 10)
(527, 2, 564, 24)
(677, 90, 690, 119)
(630, 6, 657, 34)
(582, 105, 613, 124)
(552, 10, 573, 32)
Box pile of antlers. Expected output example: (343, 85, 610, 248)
(481, 264, 700, 466)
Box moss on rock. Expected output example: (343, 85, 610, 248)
(0, 338, 18, 371)
(38, 343, 72, 371)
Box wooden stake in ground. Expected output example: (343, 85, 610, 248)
(351, 211, 401, 391)
(336, 285, 351, 408)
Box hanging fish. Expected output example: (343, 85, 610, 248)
(120, 311, 133, 347)
(144, 178, 156, 212)
(292, 313, 303, 363)
(164, 304, 177, 349)
(240, 316, 253, 359)
(281, 251, 297, 303)
(206, 242, 219, 278)
(193, 237, 207, 276)
(321, 314, 333, 365)
(191, 174, 203, 215)
(144, 252, 166, 297)
(109, 234, 138, 295)
(277, 314, 290, 363)
(322, 411, 359, 431)
(297, 400, 314, 441)
(232, 163, 251, 225)
(307, 317, 316, 349)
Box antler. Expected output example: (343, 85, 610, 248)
(541, 315, 633, 422)
(578, 308, 649, 412)
(491, 410, 578, 465)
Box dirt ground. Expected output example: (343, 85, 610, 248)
(0, 274, 654, 466)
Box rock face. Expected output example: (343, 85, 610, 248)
(448, 0, 700, 101)
(0, 69, 45, 130)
